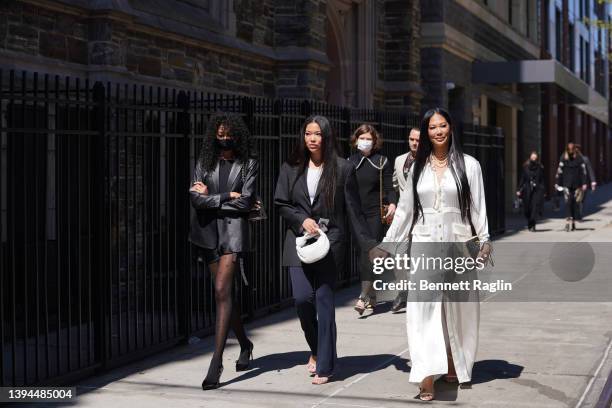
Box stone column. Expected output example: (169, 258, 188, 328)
(274, 0, 329, 99)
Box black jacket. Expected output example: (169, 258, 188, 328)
(189, 158, 258, 252)
(556, 155, 587, 190)
(274, 158, 376, 268)
(347, 152, 397, 216)
(518, 161, 545, 213)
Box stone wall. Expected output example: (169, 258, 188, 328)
(376, 0, 422, 112)
(0, 0, 420, 109)
(1, 1, 88, 64)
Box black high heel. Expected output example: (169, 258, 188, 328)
(235, 341, 254, 371)
(201, 362, 223, 390)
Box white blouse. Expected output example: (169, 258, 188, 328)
(384, 154, 490, 245)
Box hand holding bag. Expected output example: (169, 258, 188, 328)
(296, 229, 330, 264)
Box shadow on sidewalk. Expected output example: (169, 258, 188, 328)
(471, 359, 524, 384)
(225, 352, 411, 386)
(223, 350, 311, 386)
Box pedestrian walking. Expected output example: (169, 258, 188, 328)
(516, 151, 545, 231)
(274, 115, 375, 385)
(574, 144, 597, 220)
(379, 108, 491, 401)
(347, 124, 397, 315)
(555, 142, 587, 231)
(189, 114, 258, 390)
(393, 127, 420, 194)
(390, 127, 421, 312)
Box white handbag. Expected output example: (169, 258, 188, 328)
(296, 229, 330, 264)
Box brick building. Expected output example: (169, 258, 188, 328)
(0, 0, 423, 111)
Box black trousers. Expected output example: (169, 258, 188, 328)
(566, 189, 580, 219)
(289, 254, 337, 376)
(524, 196, 538, 228)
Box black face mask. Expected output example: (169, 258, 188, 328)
(216, 138, 235, 151)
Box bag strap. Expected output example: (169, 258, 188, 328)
(379, 156, 384, 211)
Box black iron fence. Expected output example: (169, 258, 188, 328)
(0, 69, 504, 386)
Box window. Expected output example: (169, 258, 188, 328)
(555, 8, 562, 61)
(509, 0, 513, 25)
(579, 38, 585, 80)
(569, 23, 575, 71)
(526, 0, 530, 38)
(585, 42, 590, 84)
(130, 0, 235, 33)
(543, 0, 550, 52)
(178, 0, 233, 30)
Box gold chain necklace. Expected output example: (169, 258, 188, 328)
(430, 153, 448, 169)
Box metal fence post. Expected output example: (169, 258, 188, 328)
(242, 96, 255, 132)
(177, 90, 192, 339)
(92, 81, 110, 368)
(300, 100, 312, 119)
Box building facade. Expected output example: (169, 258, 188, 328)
(0, 0, 423, 111)
(420, 0, 610, 208)
(539, 0, 610, 194)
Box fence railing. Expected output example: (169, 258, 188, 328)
(0, 69, 504, 386)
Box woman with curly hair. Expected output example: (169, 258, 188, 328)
(189, 113, 258, 390)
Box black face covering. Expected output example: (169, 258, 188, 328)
(216, 138, 235, 151)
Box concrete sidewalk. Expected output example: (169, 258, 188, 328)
(66, 185, 612, 408)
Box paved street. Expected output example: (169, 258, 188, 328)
(66, 185, 612, 408)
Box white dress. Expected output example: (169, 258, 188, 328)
(383, 154, 490, 384)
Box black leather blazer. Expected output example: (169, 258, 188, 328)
(274, 158, 376, 268)
(189, 158, 258, 253)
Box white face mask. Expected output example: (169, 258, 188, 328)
(357, 139, 373, 152)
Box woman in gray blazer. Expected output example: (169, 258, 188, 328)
(189, 114, 258, 390)
(274, 115, 375, 385)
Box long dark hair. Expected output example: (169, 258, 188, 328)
(411, 108, 472, 231)
(197, 113, 255, 171)
(288, 115, 339, 208)
(523, 151, 540, 167)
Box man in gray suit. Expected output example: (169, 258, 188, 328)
(389, 127, 420, 313)
(393, 127, 420, 195)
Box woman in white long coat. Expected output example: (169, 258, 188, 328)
(382, 108, 491, 401)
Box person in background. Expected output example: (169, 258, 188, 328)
(347, 124, 397, 315)
(555, 142, 587, 232)
(574, 144, 597, 220)
(390, 127, 420, 312)
(516, 151, 545, 232)
(393, 127, 421, 194)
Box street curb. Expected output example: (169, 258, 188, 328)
(596, 368, 612, 408)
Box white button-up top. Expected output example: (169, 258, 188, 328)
(384, 153, 490, 244)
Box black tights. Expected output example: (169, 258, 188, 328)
(208, 254, 250, 368)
